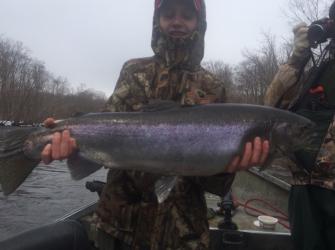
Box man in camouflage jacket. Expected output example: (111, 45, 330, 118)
(41, 0, 269, 249)
(94, 1, 270, 249)
(94, 1, 233, 249)
(265, 15, 335, 250)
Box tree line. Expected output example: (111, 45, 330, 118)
(203, 33, 283, 104)
(0, 37, 107, 123)
(204, 0, 333, 104)
(0, 31, 286, 122)
(0, 0, 332, 122)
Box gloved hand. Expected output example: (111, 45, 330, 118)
(292, 22, 311, 59)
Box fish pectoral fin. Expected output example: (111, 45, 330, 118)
(154, 176, 177, 203)
(67, 153, 103, 180)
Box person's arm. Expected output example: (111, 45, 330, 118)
(265, 23, 311, 108)
(288, 23, 312, 68)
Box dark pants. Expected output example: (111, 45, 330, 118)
(96, 230, 132, 250)
(289, 185, 335, 250)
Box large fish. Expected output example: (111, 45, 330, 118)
(0, 102, 315, 201)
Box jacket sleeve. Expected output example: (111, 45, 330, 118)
(264, 64, 302, 108)
(211, 78, 226, 103)
(203, 70, 226, 103)
(264, 46, 311, 108)
(103, 62, 139, 112)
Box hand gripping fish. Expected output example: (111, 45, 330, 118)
(0, 103, 315, 202)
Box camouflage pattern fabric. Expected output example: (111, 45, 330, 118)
(312, 116, 335, 189)
(264, 64, 305, 109)
(93, 1, 235, 249)
(94, 57, 234, 250)
(265, 57, 335, 191)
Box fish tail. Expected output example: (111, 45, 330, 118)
(0, 127, 40, 195)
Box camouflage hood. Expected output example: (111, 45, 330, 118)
(151, 0, 207, 71)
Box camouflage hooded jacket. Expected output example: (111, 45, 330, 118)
(264, 49, 335, 191)
(94, 1, 234, 249)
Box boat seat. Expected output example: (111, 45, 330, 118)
(0, 220, 91, 250)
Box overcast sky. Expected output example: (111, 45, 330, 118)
(0, 0, 293, 96)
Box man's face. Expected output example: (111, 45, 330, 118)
(159, 0, 198, 39)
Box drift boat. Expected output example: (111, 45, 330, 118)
(0, 167, 294, 250)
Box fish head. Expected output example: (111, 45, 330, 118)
(272, 119, 316, 154)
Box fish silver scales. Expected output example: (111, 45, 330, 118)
(0, 103, 314, 197)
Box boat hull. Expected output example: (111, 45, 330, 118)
(0, 169, 294, 250)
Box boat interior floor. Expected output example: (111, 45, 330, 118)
(0, 220, 91, 250)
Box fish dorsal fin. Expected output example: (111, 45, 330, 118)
(142, 100, 182, 112)
(154, 176, 177, 203)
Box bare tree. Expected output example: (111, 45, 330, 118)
(0, 36, 107, 123)
(203, 61, 234, 90)
(282, 0, 335, 69)
(284, 0, 333, 24)
(235, 33, 279, 104)
(202, 61, 235, 101)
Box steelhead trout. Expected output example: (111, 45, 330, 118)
(0, 103, 315, 201)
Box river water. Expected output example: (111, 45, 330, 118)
(0, 162, 108, 241)
(0, 158, 293, 241)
